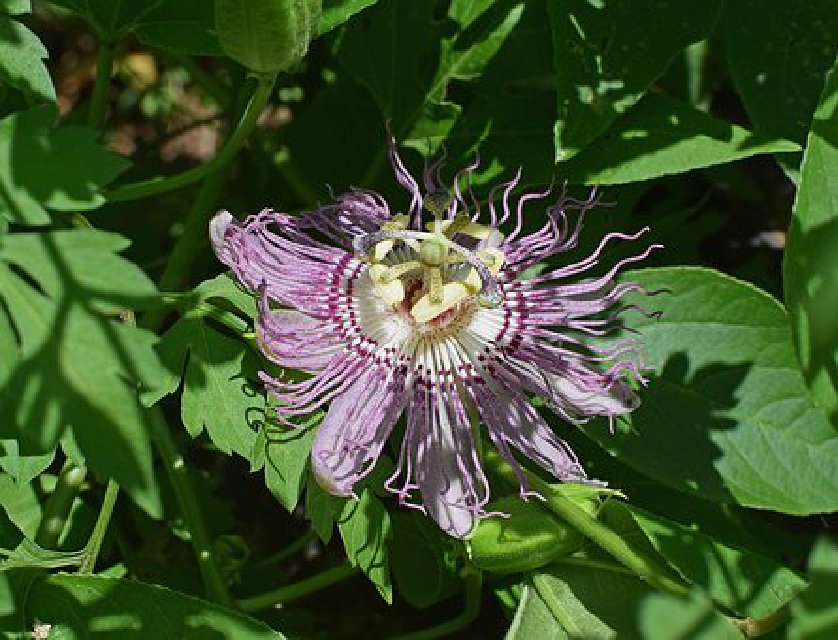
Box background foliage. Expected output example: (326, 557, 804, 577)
(0, 0, 837, 637)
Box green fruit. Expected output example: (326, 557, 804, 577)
(468, 492, 598, 574)
(215, 0, 322, 74)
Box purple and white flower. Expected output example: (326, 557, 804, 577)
(211, 141, 658, 538)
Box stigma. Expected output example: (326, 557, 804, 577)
(353, 193, 506, 325)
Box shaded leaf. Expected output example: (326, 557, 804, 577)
(725, 0, 838, 179)
(263, 415, 319, 512)
(627, 505, 807, 618)
(339, 0, 523, 151)
(784, 62, 838, 425)
(585, 267, 838, 514)
(789, 537, 838, 640)
(390, 510, 461, 609)
(0, 106, 130, 225)
(305, 475, 343, 544)
(548, 0, 721, 161)
(561, 92, 800, 185)
(317, 0, 378, 35)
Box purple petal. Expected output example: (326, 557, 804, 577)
(311, 372, 405, 496)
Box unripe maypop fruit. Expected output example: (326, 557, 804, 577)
(215, 0, 321, 74)
(467, 491, 600, 574)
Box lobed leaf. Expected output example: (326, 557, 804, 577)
(0, 106, 130, 225)
(0, 229, 164, 517)
(0, 14, 55, 104)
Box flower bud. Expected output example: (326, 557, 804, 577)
(467, 495, 597, 574)
(215, 0, 321, 74)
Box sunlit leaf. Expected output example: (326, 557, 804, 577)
(0, 14, 55, 103)
(561, 92, 800, 185)
(0, 106, 130, 225)
(584, 267, 838, 514)
(17, 574, 284, 638)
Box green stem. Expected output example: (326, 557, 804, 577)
(78, 479, 119, 574)
(88, 40, 116, 129)
(236, 563, 359, 611)
(106, 74, 275, 202)
(485, 451, 691, 600)
(150, 410, 232, 606)
(732, 605, 790, 638)
(35, 462, 87, 548)
(394, 569, 482, 640)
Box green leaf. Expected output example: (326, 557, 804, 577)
(636, 590, 742, 640)
(525, 564, 657, 638)
(338, 488, 392, 602)
(305, 475, 343, 543)
(0, 229, 164, 517)
(317, 0, 378, 35)
(0, 474, 41, 538)
(0, 15, 56, 103)
(0, 106, 131, 225)
(390, 510, 461, 609)
(521, 564, 739, 640)
(627, 505, 807, 618)
(16, 574, 283, 638)
(339, 0, 523, 150)
(145, 314, 261, 459)
(263, 415, 319, 512)
(561, 92, 801, 185)
(506, 581, 568, 640)
(725, 0, 838, 179)
(0, 440, 54, 487)
(585, 266, 838, 514)
(51, 0, 222, 55)
(1, 1, 31, 14)
(789, 537, 838, 639)
(548, 0, 721, 161)
(784, 62, 838, 425)
(133, 0, 222, 56)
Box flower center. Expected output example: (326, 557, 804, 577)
(353, 194, 506, 324)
